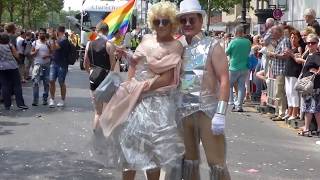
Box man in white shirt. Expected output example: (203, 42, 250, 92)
(16, 30, 26, 82)
(30, 28, 51, 106)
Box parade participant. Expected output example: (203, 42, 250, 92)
(93, 1, 184, 180)
(83, 23, 116, 130)
(176, 0, 230, 179)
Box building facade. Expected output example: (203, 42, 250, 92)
(221, 0, 320, 34)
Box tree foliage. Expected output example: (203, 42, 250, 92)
(151, 0, 243, 12)
(200, 0, 243, 13)
(0, 0, 63, 29)
(169, 0, 244, 13)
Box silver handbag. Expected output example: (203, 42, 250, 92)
(94, 72, 122, 103)
(294, 73, 315, 95)
(294, 54, 316, 95)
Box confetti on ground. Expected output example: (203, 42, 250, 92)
(246, 169, 259, 173)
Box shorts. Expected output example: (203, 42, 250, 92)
(18, 54, 25, 65)
(49, 63, 68, 84)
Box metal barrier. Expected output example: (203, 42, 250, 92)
(266, 78, 277, 108)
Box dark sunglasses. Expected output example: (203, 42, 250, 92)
(153, 19, 171, 27)
(179, 17, 196, 25)
(307, 41, 318, 45)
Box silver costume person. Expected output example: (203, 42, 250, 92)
(176, 0, 231, 179)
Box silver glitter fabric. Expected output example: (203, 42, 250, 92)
(178, 33, 220, 119)
(92, 57, 185, 171)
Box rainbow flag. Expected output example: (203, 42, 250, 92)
(102, 0, 136, 38)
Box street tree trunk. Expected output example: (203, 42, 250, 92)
(0, 1, 3, 24)
(7, 1, 15, 22)
(26, 1, 32, 29)
(20, 1, 26, 28)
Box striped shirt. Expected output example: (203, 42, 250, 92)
(271, 37, 291, 76)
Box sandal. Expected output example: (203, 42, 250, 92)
(298, 130, 312, 137)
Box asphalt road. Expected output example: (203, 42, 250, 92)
(1, 63, 320, 180)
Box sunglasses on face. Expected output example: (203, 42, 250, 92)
(307, 41, 318, 45)
(179, 17, 196, 25)
(153, 19, 171, 27)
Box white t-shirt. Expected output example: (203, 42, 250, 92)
(32, 40, 51, 65)
(16, 36, 25, 54)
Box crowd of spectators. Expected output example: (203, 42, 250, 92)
(0, 23, 76, 110)
(220, 8, 320, 137)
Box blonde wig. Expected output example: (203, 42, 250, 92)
(147, 1, 178, 33)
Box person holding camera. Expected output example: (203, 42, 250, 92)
(30, 28, 52, 106)
(49, 26, 70, 108)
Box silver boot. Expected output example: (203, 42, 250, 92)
(209, 164, 231, 180)
(182, 159, 200, 180)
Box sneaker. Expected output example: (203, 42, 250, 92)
(32, 101, 38, 106)
(282, 114, 290, 120)
(42, 99, 48, 106)
(288, 116, 299, 120)
(18, 105, 29, 110)
(236, 107, 244, 112)
(49, 99, 55, 108)
(272, 116, 284, 121)
(57, 100, 65, 107)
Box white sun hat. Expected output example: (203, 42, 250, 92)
(177, 0, 206, 17)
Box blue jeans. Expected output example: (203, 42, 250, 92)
(253, 60, 264, 98)
(0, 68, 26, 108)
(32, 64, 50, 102)
(49, 63, 68, 85)
(229, 70, 249, 108)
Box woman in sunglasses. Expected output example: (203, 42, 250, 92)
(297, 33, 320, 137)
(94, 1, 184, 180)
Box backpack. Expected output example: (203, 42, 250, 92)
(23, 39, 33, 56)
(67, 40, 78, 65)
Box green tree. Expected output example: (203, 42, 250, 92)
(0, 0, 63, 29)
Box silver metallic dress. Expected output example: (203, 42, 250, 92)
(92, 58, 185, 171)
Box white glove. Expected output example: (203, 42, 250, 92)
(211, 113, 225, 135)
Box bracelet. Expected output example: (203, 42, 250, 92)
(216, 101, 228, 115)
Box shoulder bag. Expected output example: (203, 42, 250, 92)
(294, 55, 316, 95)
(89, 41, 109, 89)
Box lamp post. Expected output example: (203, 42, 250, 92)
(241, 0, 247, 32)
(206, 0, 211, 32)
(145, 0, 148, 27)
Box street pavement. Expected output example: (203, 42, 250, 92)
(1, 62, 320, 180)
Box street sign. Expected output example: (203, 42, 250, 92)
(273, 8, 283, 20)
